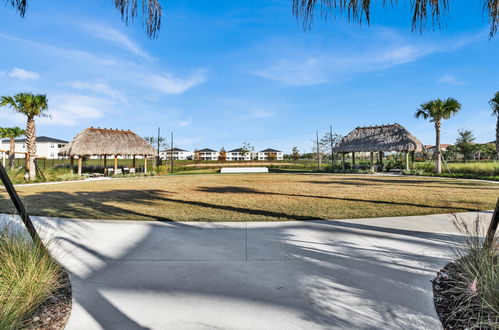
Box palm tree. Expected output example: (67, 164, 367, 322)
(0, 127, 26, 168)
(292, 0, 498, 38)
(0, 93, 49, 180)
(415, 98, 461, 174)
(490, 91, 499, 160)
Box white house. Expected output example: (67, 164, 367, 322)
(226, 148, 252, 161)
(0, 136, 68, 159)
(258, 148, 283, 161)
(195, 148, 219, 161)
(160, 148, 193, 160)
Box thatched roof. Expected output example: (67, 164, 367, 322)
(334, 124, 423, 153)
(59, 128, 156, 157)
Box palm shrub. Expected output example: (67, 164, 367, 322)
(0, 225, 62, 329)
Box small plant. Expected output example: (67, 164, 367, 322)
(433, 215, 498, 329)
(0, 224, 63, 329)
(56, 173, 82, 181)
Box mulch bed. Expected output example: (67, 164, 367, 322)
(433, 261, 497, 329)
(28, 270, 72, 329)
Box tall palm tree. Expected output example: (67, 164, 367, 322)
(292, 0, 498, 38)
(0, 93, 49, 180)
(490, 91, 499, 160)
(415, 98, 461, 174)
(0, 127, 26, 168)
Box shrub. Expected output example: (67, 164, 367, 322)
(0, 225, 63, 329)
(434, 216, 498, 328)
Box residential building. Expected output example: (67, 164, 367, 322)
(0, 136, 68, 159)
(258, 148, 284, 160)
(226, 148, 252, 161)
(195, 148, 219, 161)
(160, 148, 193, 160)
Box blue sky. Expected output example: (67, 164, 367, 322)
(0, 0, 498, 153)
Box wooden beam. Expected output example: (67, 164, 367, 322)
(114, 155, 118, 173)
(70, 156, 74, 174)
(133, 155, 136, 168)
(405, 152, 410, 170)
(0, 162, 43, 245)
(144, 156, 148, 173)
(370, 152, 374, 171)
(104, 155, 107, 168)
(351, 152, 356, 167)
(341, 153, 346, 170)
(77, 157, 82, 176)
(485, 198, 499, 248)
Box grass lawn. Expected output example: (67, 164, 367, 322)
(0, 174, 498, 221)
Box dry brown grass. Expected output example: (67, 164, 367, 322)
(0, 174, 498, 221)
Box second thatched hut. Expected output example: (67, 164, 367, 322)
(59, 127, 156, 175)
(334, 123, 423, 170)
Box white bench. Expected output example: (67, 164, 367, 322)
(220, 167, 268, 173)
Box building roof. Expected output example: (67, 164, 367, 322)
(162, 148, 188, 152)
(334, 124, 423, 153)
(228, 148, 246, 153)
(2, 136, 68, 144)
(259, 148, 282, 153)
(197, 148, 217, 152)
(59, 127, 156, 156)
(424, 144, 452, 150)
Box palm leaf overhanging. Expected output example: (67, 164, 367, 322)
(4, 0, 162, 38)
(292, 0, 499, 38)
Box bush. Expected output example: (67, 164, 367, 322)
(56, 173, 83, 181)
(0, 225, 63, 329)
(433, 216, 498, 328)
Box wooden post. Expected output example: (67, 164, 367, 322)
(370, 152, 374, 171)
(351, 152, 356, 167)
(77, 157, 82, 176)
(405, 152, 410, 170)
(485, 198, 499, 248)
(104, 155, 107, 168)
(0, 162, 43, 245)
(144, 156, 148, 173)
(114, 155, 118, 173)
(133, 155, 136, 168)
(342, 153, 346, 170)
(70, 156, 74, 174)
(1, 152, 5, 167)
(379, 151, 384, 171)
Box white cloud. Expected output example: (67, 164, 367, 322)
(40, 94, 108, 126)
(8, 67, 40, 80)
(178, 120, 192, 127)
(437, 74, 464, 86)
(64, 81, 128, 103)
(252, 31, 479, 86)
(81, 23, 151, 59)
(140, 71, 206, 94)
(246, 107, 274, 119)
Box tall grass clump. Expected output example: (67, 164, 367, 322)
(434, 216, 498, 328)
(0, 225, 62, 329)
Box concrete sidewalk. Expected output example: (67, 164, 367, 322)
(1, 212, 491, 329)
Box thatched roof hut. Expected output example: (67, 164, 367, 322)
(334, 124, 423, 153)
(59, 127, 156, 157)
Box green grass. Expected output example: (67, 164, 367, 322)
(0, 225, 63, 329)
(1, 174, 497, 221)
(414, 162, 499, 178)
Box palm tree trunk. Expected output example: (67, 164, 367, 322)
(435, 121, 442, 174)
(496, 117, 499, 161)
(26, 116, 36, 180)
(8, 137, 15, 168)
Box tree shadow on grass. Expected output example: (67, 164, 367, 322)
(195, 186, 479, 212)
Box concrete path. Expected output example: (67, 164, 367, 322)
(0, 212, 492, 329)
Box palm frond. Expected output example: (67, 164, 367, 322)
(5, 0, 162, 39)
(292, 0, 497, 37)
(490, 91, 499, 115)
